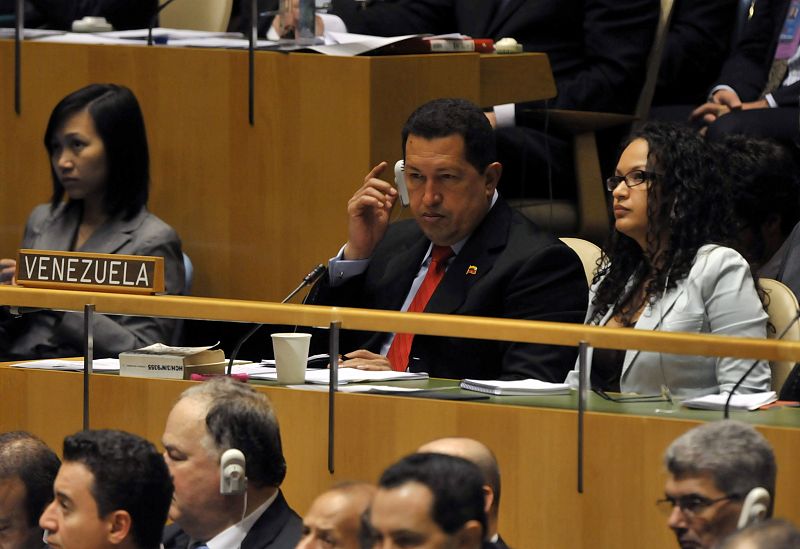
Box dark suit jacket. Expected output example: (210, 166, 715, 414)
(21, 0, 157, 30)
(654, 0, 739, 105)
(310, 198, 588, 381)
(0, 202, 185, 360)
(715, 0, 795, 104)
(328, 0, 658, 113)
(162, 491, 302, 549)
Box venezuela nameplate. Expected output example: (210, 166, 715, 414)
(15, 249, 165, 294)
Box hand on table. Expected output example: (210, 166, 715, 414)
(340, 349, 392, 370)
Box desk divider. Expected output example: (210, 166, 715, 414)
(83, 304, 94, 430)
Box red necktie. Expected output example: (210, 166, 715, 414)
(387, 245, 454, 371)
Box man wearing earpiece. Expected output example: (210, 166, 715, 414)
(161, 377, 302, 549)
(660, 421, 777, 549)
(308, 97, 588, 381)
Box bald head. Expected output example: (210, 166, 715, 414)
(298, 482, 376, 549)
(417, 437, 501, 540)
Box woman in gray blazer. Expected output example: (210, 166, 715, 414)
(567, 122, 770, 398)
(0, 84, 185, 360)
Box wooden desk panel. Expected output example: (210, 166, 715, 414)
(1, 366, 798, 549)
(0, 42, 554, 302)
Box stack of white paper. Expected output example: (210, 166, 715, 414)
(682, 392, 778, 411)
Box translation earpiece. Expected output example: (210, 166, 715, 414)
(737, 487, 770, 529)
(394, 160, 410, 207)
(220, 448, 247, 495)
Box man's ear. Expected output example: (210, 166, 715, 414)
(484, 162, 502, 194)
(482, 485, 494, 516)
(454, 519, 484, 548)
(106, 510, 132, 545)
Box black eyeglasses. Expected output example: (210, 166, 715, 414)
(656, 494, 740, 518)
(605, 169, 661, 192)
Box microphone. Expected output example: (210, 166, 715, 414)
(723, 307, 800, 418)
(225, 264, 327, 375)
(147, 0, 180, 46)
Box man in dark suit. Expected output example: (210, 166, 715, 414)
(369, 453, 490, 549)
(309, 98, 588, 381)
(0, 0, 156, 30)
(657, 0, 799, 143)
(323, 0, 658, 198)
(161, 378, 302, 549)
(418, 438, 510, 549)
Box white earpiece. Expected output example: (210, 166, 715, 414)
(220, 448, 247, 495)
(737, 487, 770, 529)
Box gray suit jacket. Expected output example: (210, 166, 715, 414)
(1, 202, 184, 360)
(567, 245, 770, 397)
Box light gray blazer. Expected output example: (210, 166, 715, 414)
(566, 245, 771, 398)
(4, 202, 185, 359)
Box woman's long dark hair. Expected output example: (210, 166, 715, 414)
(44, 83, 149, 220)
(590, 122, 736, 324)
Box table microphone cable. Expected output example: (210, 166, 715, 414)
(225, 264, 327, 376)
(723, 307, 800, 418)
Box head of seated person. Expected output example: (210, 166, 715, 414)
(713, 135, 800, 270)
(580, 121, 770, 396)
(161, 377, 297, 544)
(719, 519, 800, 549)
(39, 429, 173, 549)
(400, 98, 502, 248)
(661, 421, 776, 549)
(596, 121, 734, 325)
(297, 482, 375, 549)
(45, 83, 150, 232)
(0, 431, 60, 549)
(367, 452, 487, 549)
(417, 437, 502, 544)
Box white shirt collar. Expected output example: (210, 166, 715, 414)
(203, 490, 278, 549)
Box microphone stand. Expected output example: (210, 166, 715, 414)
(225, 264, 326, 375)
(14, 0, 22, 114)
(147, 0, 180, 46)
(723, 308, 800, 418)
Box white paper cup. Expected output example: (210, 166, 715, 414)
(271, 333, 311, 384)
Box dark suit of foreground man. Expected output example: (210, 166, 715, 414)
(310, 98, 588, 381)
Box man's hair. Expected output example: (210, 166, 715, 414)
(0, 431, 60, 527)
(401, 98, 496, 173)
(664, 421, 776, 510)
(44, 83, 150, 220)
(378, 452, 487, 536)
(63, 430, 173, 549)
(180, 377, 287, 488)
(720, 519, 800, 549)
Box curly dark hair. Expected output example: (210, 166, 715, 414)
(591, 122, 735, 324)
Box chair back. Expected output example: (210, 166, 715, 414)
(159, 0, 234, 32)
(634, 0, 676, 120)
(760, 278, 800, 392)
(560, 237, 602, 286)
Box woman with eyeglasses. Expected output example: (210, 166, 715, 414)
(0, 83, 185, 360)
(566, 122, 770, 398)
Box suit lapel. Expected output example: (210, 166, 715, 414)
(376, 233, 430, 311)
(79, 209, 146, 254)
(461, 0, 498, 37)
(486, 0, 525, 37)
(31, 203, 79, 251)
(426, 199, 511, 314)
(241, 491, 291, 549)
(622, 282, 686, 376)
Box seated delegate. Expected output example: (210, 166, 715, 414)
(566, 122, 770, 398)
(308, 98, 588, 382)
(0, 83, 185, 360)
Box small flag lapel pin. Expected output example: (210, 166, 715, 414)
(466, 265, 478, 275)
